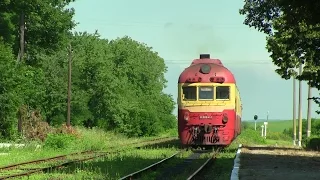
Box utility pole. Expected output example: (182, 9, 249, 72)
(307, 83, 312, 137)
(18, 12, 25, 134)
(18, 12, 25, 62)
(292, 76, 297, 145)
(67, 43, 73, 127)
(298, 61, 303, 147)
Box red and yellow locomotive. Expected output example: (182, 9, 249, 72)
(177, 54, 242, 147)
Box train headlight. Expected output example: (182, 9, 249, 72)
(200, 64, 211, 74)
(184, 112, 189, 121)
(222, 113, 228, 124)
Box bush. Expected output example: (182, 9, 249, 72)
(235, 128, 266, 145)
(20, 106, 52, 142)
(44, 133, 77, 150)
(241, 121, 255, 130)
(304, 136, 320, 151)
(267, 131, 291, 141)
(283, 119, 320, 141)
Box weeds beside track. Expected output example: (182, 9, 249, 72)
(118, 146, 223, 180)
(0, 137, 176, 179)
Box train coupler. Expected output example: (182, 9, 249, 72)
(213, 127, 218, 135)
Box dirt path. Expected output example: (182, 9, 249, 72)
(239, 145, 320, 180)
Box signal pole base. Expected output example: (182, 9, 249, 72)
(307, 130, 311, 138)
(298, 141, 301, 147)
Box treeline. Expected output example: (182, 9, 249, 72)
(0, 1, 176, 139)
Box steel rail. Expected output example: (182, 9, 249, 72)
(0, 136, 175, 171)
(0, 150, 93, 171)
(119, 151, 181, 180)
(186, 147, 221, 180)
(0, 136, 177, 179)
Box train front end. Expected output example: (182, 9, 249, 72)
(177, 54, 242, 147)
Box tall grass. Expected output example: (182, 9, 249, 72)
(0, 126, 176, 167)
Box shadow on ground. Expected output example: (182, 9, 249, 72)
(239, 146, 320, 180)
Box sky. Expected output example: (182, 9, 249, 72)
(70, 0, 319, 121)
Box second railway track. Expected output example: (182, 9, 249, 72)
(0, 137, 176, 179)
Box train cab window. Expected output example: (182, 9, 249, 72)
(216, 86, 230, 100)
(182, 86, 196, 100)
(198, 86, 214, 100)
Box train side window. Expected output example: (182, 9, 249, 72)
(216, 86, 230, 100)
(182, 86, 197, 100)
(198, 86, 214, 100)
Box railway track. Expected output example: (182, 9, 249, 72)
(186, 147, 222, 180)
(0, 136, 176, 179)
(119, 151, 182, 180)
(119, 147, 222, 180)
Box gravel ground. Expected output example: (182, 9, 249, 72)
(239, 145, 320, 180)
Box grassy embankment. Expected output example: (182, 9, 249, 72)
(0, 120, 304, 179)
(0, 127, 177, 167)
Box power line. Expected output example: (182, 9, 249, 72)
(164, 59, 273, 65)
(165, 59, 271, 62)
(74, 20, 248, 28)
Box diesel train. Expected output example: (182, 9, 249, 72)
(177, 54, 242, 147)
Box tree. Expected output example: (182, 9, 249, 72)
(240, 0, 320, 113)
(0, 2, 176, 139)
(0, 0, 76, 64)
(68, 33, 176, 136)
(0, 40, 22, 138)
(239, 0, 320, 35)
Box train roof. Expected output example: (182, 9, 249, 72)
(178, 54, 236, 83)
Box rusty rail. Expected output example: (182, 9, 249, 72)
(186, 147, 221, 180)
(0, 150, 93, 171)
(119, 151, 182, 180)
(0, 151, 101, 179)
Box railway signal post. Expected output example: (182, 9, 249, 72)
(254, 115, 258, 130)
(264, 121, 268, 139)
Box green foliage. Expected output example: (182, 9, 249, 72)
(0, 40, 22, 138)
(304, 136, 320, 150)
(0, 0, 76, 64)
(240, 1, 320, 114)
(65, 33, 176, 137)
(282, 119, 320, 138)
(235, 128, 267, 145)
(267, 131, 291, 141)
(44, 133, 76, 150)
(241, 121, 253, 130)
(0, 1, 176, 139)
(282, 119, 320, 150)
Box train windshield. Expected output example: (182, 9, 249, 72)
(216, 86, 230, 100)
(182, 86, 196, 100)
(198, 86, 214, 100)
